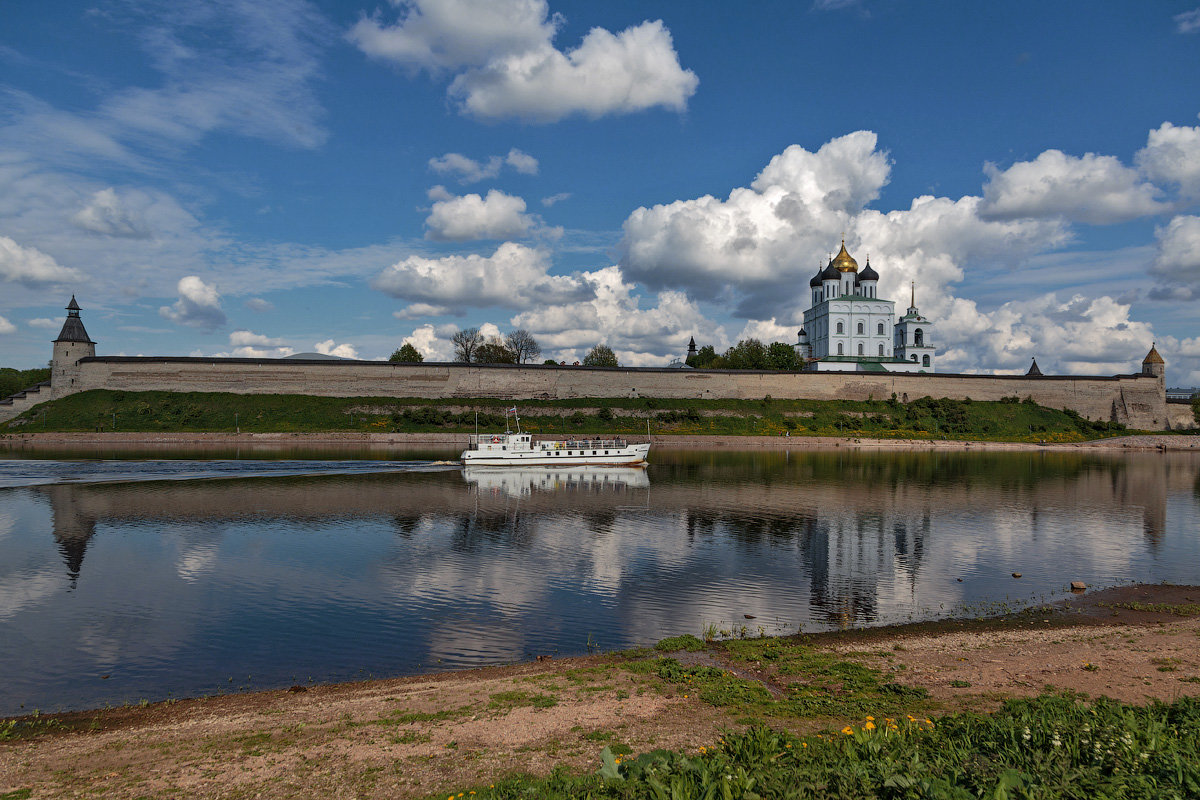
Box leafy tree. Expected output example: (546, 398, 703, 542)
(474, 337, 517, 364)
(504, 329, 542, 364)
(767, 341, 800, 371)
(1193, 393, 1200, 427)
(451, 327, 483, 363)
(582, 343, 619, 367)
(388, 343, 424, 363)
(723, 338, 769, 370)
(543, 358, 559, 365)
(0, 367, 51, 398)
(687, 345, 722, 369)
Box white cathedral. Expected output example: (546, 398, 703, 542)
(795, 241, 936, 372)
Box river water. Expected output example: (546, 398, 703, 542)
(0, 446, 1197, 716)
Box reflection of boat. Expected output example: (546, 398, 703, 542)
(462, 465, 649, 497)
(460, 409, 650, 466)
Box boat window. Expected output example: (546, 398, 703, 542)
(605, 450, 609, 454)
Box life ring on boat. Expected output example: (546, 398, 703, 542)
(491, 436, 501, 444)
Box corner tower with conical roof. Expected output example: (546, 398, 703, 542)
(51, 295, 96, 398)
(1141, 343, 1165, 383)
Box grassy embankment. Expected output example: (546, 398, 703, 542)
(1, 389, 1134, 442)
(473, 696, 1200, 799)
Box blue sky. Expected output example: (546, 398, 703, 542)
(2, 0, 1199, 384)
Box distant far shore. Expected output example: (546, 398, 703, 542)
(2, 430, 1198, 451)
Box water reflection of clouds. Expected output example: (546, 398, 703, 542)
(0, 567, 61, 621)
(1, 452, 1197, 716)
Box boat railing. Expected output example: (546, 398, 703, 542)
(467, 434, 636, 451)
(541, 438, 628, 450)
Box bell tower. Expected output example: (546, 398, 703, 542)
(51, 296, 96, 398)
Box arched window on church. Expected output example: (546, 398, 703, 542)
(911, 354, 917, 362)
(914, 328, 924, 347)
(858, 343, 864, 355)
(877, 322, 884, 335)
(838, 343, 844, 355)
(923, 354, 930, 367)
(878, 343, 884, 356)
(856, 322, 864, 335)
(836, 322, 844, 334)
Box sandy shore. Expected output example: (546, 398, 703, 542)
(2, 430, 1198, 451)
(2, 584, 1198, 799)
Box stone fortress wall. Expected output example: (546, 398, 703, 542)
(1, 298, 1186, 429)
(4, 352, 1174, 430)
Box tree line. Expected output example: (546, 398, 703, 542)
(686, 338, 801, 371)
(390, 328, 620, 367)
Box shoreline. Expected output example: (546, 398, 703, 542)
(2, 430, 1198, 451)
(2, 583, 1198, 799)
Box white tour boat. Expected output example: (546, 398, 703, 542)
(461, 409, 650, 467)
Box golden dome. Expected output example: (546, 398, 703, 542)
(831, 240, 858, 273)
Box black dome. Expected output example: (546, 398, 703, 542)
(858, 260, 879, 282)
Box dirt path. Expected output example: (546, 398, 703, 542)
(2, 585, 1198, 799)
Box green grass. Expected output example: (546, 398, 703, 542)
(622, 635, 932, 724)
(1101, 602, 1200, 616)
(1, 388, 1134, 442)
(654, 634, 707, 652)
(487, 690, 558, 710)
(442, 693, 1200, 799)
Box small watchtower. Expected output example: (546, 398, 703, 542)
(1141, 343, 1165, 383)
(51, 296, 96, 398)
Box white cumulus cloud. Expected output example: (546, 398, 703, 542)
(980, 149, 1166, 224)
(1150, 215, 1200, 300)
(449, 20, 698, 122)
(373, 241, 592, 310)
(0, 316, 15, 335)
(351, 0, 697, 122)
(425, 188, 535, 240)
(1136, 120, 1200, 198)
(0, 236, 85, 285)
(314, 339, 360, 359)
(393, 302, 453, 320)
(349, 0, 559, 71)
(159, 275, 227, 331)
(26, 318, 60, 330)
(509, 265, 716, 365)
(400, 323, 454, 360)
(229, 329, 288, 347)
(428, 147, 539, 183)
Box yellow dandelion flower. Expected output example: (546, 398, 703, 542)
(802, 742, 808, 747)
(866, 716, 875, 721)
(864, 721, 876, 731)
(925, 719, 934, 726)
(842, 726, 854, 735)
(785, 743, 792, 748)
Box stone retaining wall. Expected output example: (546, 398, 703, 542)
(19, 356, 1167, 430)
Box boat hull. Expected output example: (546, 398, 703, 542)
(461, 443, 649, 467)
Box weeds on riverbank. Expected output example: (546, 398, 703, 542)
(458, 693, 1200, 799)
(2, 389, 1133, 442)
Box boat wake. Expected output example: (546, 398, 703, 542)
(0, 459, 461, 489)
